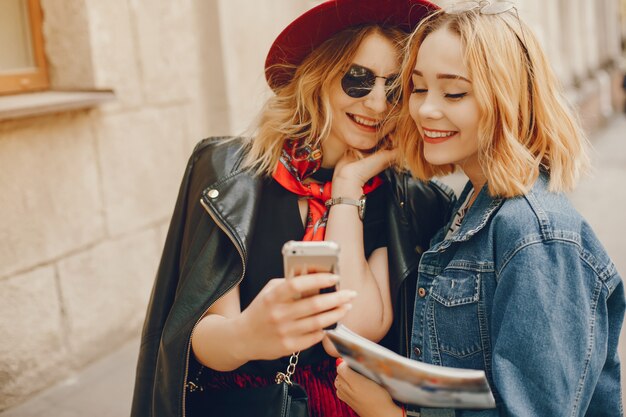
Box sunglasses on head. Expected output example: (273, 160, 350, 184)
(341, 64, 400, 104)
(444, 1, 529, 48)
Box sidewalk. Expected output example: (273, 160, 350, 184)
(2, 115, 625, 417)
(0, 338, 139, 417)
(570, 114, 626, 276)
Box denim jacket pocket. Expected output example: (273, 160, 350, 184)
(430, 269, 483, 362)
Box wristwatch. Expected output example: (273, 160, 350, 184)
(325, 195, 366, 220)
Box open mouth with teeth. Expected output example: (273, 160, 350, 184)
(422, 128, 458, 144)
(348, 113, 382, 131)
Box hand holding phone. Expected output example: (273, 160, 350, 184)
(282, 240, 341, 328)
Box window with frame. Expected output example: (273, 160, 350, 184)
(0, 0, 49, 95)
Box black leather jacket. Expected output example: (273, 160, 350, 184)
(131, 137, 455, 417)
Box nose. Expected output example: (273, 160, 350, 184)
(363, 78, 388, 114)
(417, 92, 443, 120)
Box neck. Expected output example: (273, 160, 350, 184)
(463, 170, 487, 208)
(320, 138, 346, 168)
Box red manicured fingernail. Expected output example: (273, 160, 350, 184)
(336, 358, 343, 367)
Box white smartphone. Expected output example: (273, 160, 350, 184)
(282, 240, 340, 329)
(282, 240, 340, 292)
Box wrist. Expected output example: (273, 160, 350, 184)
(373, 399, 403, 417)
(331, 186, 363, 200)
(325, 195, 366, 220)
(331, 178, 363, 199)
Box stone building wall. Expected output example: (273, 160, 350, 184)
(0, 0, 624, 411)
(0, 0, 310, 410)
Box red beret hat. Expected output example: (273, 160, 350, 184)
(265, 0, 439, 90)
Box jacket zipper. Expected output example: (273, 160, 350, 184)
(181, 196, 246, 417)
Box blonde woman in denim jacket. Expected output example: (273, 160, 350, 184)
(334, 3, 625, 417)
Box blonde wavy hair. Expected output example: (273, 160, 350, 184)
(243, 25, 406, 176)
(395, 8, 590, 197)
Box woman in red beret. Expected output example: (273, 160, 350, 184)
(131, 1, 451, 416)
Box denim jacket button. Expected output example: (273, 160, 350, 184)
(413, 346, 422, 357)
(418, 287, 427, 298)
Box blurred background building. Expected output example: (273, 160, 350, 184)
(0, 0, 625, 413)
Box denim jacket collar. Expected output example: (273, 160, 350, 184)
(436, 180, 503, 247)
(439, 173, 558, 248)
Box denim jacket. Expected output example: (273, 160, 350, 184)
(409, 174, 624, 417)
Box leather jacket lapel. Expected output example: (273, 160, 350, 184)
(200, 169, 261, 263)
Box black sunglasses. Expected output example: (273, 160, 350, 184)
(341, 64, 400, 104)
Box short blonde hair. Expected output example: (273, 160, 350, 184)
(243, 25, 406, 176)
(396, 9, 590, 197)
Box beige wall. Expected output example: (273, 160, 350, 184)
(0, 0, 624, 411)
(0, 0, 310, 410)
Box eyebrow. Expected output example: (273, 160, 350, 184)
(413, 69, 471, 83)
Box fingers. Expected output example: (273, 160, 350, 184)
(336, 360, 355, 384)
(283, 302, 352, 334)
(362, 148, 398, 172)
(269, 291, 355, 338)
(260, 329, 328, 358)
(334, 148, 399, 186)
(335, 362, 354, 393)
(254, 276, 354, 347)
(242, 275, 355, 360)
(335, 362, 355, 401)
(322, 335, 340, 357)
(267, 274, 340, 302)
(289, 289, 356, 319)
(281, 330, 327, 354)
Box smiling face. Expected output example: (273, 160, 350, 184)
(408, 27, 484, 184)
(323, 32, 400, 167)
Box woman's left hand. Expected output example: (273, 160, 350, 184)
(335, 360, 401, 417)
(332, 147, 398, 195)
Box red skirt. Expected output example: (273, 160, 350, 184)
(202, 357, 358, 417)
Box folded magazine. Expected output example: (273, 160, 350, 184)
(326, 325, 496, 409)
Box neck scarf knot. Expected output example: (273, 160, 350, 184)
(272, 139, 382, 241)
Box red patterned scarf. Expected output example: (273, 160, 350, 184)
(272, 139, 383, 240)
